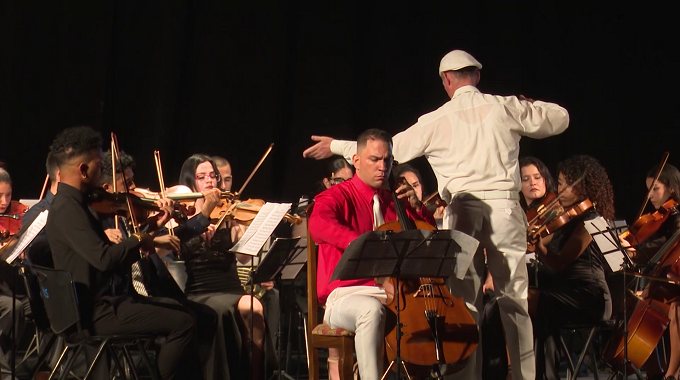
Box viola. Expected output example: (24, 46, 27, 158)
(528, 198, 594, 241)
(377, 175, 478, 378)
(0, 200, 29, 242)
(620, 199, 679, 249)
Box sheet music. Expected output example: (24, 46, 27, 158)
(584, 216, 625, 272)
(5, 210, 48, 264)
(525, 252, 536, 263)
(230, 203, 291, 256)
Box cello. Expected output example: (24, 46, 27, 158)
(602, 227, 680, 372)
(378, 175, 478, 378)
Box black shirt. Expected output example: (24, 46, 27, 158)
(46, 183, 143, 324)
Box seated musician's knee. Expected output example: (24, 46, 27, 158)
(238, 295, 264, 316)
(356, 297, 384, 326)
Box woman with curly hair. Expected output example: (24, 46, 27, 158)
(528, 155, 614, 380)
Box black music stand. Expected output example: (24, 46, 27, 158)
(585, 218, 644, 379)
(330, 229, 478, 380)
(245, 237, 305, 380)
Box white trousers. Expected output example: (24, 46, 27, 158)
(324, 291, 386, 380)
(444, 196, 535, 380)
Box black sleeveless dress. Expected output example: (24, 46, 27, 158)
(534, 207, 612, 380)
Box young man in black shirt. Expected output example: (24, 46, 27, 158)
(46, 126, 203, 380)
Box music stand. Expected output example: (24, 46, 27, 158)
(585, 217, 644, 379)
(330, 229, 478, 380)
(242, 237, 304, 380)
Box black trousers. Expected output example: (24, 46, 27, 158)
(92, 296, 204, 380)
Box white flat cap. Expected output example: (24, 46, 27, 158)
(438, 50, 482, 75)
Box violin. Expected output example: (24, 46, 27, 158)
(423, 191, 447, 209)
(525, 191, 558, 226)
(210, 198, 302, 226)
(528, 198, 594, 241)
(0, 200, 29, 242)
(88, 188, 187, 230)
(134, 186, 198, 218)
(620, 199, 679, 249)
(377, 174, 478, 378)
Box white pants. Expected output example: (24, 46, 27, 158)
(324, 290, 386, 380)
(444, 195, 535, 380)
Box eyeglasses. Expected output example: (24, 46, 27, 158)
(330, 177, 347, 185)
(195, 173, 221, 182)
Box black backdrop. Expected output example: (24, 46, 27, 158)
(1, 1, 678, 223)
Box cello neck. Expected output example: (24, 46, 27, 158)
(388, 172, 417, 231)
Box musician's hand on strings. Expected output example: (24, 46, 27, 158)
(619, 236, 638, 260)
(104, 228, 124, 244)
(527, 242, 537, 253)
(395, 182, 422, 211)
(153, 198, 175, 229)
(302, 136, 334, 160)
(153, 234, 181, 254)
(434, 205, 446, 219)
(201, 188, 222, 218)
(202, 224, 217, 242)
(519, 94, 535, 103)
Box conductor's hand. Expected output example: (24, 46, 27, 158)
(395, 182, 422, 211)
(302, 136, 333, 160)
(153, 235, 181, 255)
(519, 94, 535, 103)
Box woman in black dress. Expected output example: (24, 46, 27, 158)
(529, 155, 614, 380)
(179, 154, 267, 380)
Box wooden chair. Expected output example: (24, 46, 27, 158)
(305, 204, 355, 380)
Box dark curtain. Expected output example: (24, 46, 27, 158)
(1, 1, 678, 222)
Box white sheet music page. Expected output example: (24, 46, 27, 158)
(583, 216, 625, 272)
(230, 203, 292, 256)
(5, 210, 49, 264)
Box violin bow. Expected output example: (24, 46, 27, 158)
(235, 143, 274, 198)
(38, 174, 49, 201)
(637, 152, 670, 220)
(111, 132, 139, 233)
(153, 150, 174, 236)
(111, 134, 120, 231)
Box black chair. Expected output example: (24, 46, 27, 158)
(560, 320, 614, 380)
(19, 265, 59, 378)
(32, 266, 160, 380)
